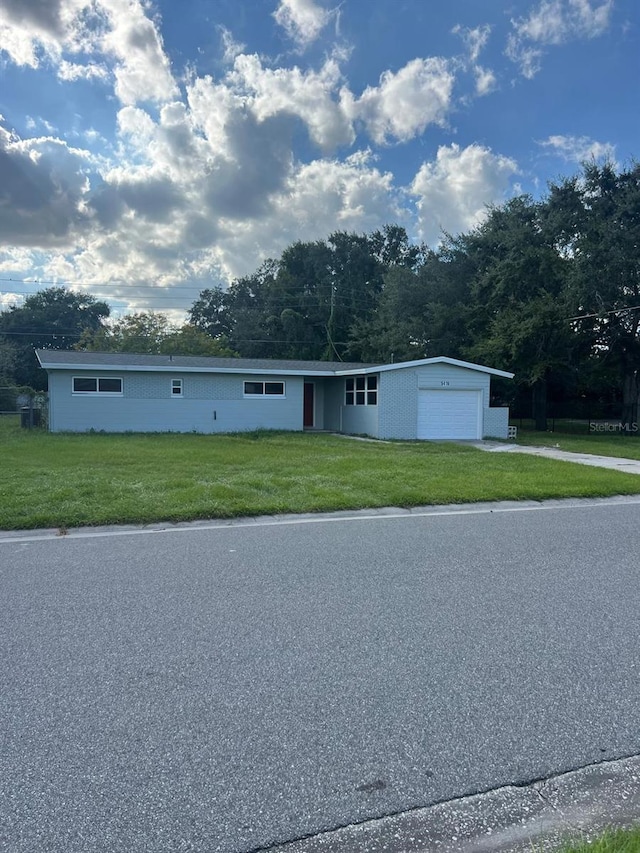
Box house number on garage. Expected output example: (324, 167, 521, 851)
(440, 380, 450, 386)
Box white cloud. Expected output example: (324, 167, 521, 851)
(228, 54, 354, 151)
(58, 59, 109, 82)
(539, 134, 617, 164)
(0, 2, 527, 315)
(507, 0, 614, 78)
(0, 0, 178, 105)
(0, 290, 27, 310)
(101, 0, 178, 105)
(0, 247, 37, 274)
(218, 25, 245, 64)
(345, 58, 455, 145)
(210, 151, 407, 281)
(474, 67, 497, 96)
(410, 143, 519, 245)
(273, 0, 332, 48)
(453, 24, 497, 97)
(0, 122, 95, 248)
(453, 24, 491, 63)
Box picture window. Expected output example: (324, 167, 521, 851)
(244, 381, 285, 396)
(73, 376, 122, 395)
(345, 375, 377, 406)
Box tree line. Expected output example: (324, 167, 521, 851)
(1, 162, 639, 430)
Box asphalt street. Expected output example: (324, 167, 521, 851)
(2, 499, 640, 852)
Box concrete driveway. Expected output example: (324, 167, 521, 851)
(470, 440, 640, 474)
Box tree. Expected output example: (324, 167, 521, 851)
(549, 162, 640, 431)
(188, 286, 232, 340)
(0, 338, 16, 383)
(189, 231, 405, 361)
(0, 287, 110, 389)
(160, 325, 235, 357)
(80, 311, 172, 354)
(80, 312, 237, 357)
(454, 196, 576, 429)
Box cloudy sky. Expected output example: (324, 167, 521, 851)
(0, 0, 636, 318)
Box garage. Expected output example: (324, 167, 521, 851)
(417, 389, 482, 440)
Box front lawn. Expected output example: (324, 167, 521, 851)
(2, 418, 640, 530)
(516, 428, 640, 460)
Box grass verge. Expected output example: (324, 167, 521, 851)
(2, 417, 640, 530)
(516, 429, 640, 460)
(560, 827, 640, 853)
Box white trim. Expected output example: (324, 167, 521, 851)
(171, 378, 183, 398)
(39, 354, 514, 379)
(42, 362, 339, 377)
(335, 357, 514, 379)
(345, 374, 378, 406)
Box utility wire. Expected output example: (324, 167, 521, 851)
(0, 329, 351, 345)
(569, 305, 640, 321)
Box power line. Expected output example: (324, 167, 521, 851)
(1, 283, 372, 302)
(0, 278, 215, 291)
(569, 305, 640, 321)
(0, 291, 370, 308)
(0, 329, 350, 345)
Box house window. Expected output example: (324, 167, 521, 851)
(73, 376, 123, 395)
(345, 375, 377, 406)
(171, 379, 183, 397)
(244, 381, 285, 396)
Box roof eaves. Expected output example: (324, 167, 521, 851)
(36, 359, 341, 377)
(335, 356, 514, 379)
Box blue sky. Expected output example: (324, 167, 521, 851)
(0, 0, 636, 319)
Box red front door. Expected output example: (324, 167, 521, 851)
(303, 382, 314, 428)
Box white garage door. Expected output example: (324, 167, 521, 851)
(417, 389, 482, 439)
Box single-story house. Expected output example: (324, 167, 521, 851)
(35, 350, 514, 440)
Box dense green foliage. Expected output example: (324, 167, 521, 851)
(1, 163, 639, 424)
(2, 418, 640, 530)
(187, 163, 640, 427)
(78, 312, 235, 357)
(0, 288, 110, 389)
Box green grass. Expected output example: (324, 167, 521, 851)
(2, 417, 640, 530)
(559, 827, 640, 853)
(516, 426, 640, 460)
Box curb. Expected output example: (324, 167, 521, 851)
(266, 754, 640, 853)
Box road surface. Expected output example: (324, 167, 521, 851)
(2, 498, 640, 852)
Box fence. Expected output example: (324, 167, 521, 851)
(0, 386, 48, 429)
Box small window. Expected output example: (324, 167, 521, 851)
(244, 381, 285, 397)
(345, 375, 377, 406)
(367, 375, 377, 406)
(73, 377, 97, 393)
(73, 376, 122, 395)
(171, 379, 183, 397)
(99, 378, 122, 393)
